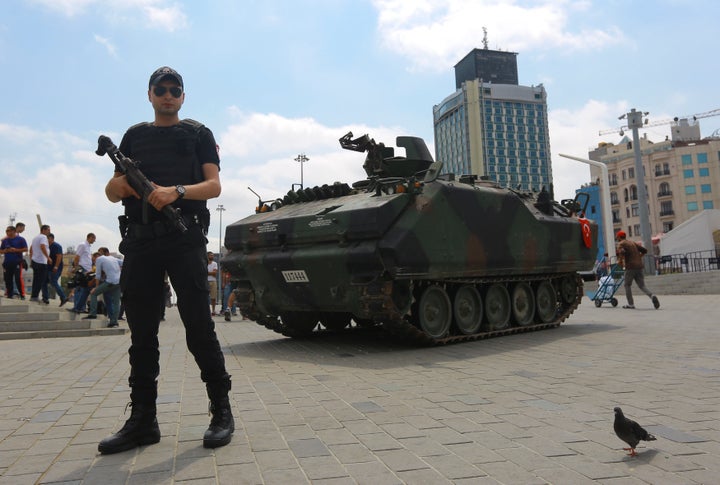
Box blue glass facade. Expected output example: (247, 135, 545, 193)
(433, 82, 553, 193)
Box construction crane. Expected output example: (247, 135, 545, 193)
(599, 108, 720, 136)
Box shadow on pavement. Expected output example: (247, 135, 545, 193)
(225, 321, 621, 369)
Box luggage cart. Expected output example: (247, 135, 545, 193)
(592, 264, 624, 307)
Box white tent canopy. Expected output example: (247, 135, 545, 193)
(659, 210, 720, 255)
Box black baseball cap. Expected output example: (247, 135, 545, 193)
(148, 66, 183, 88)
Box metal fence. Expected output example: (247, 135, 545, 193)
(656, 249, 720, 274)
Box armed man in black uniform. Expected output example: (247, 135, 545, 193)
(99, 66, 233, 454)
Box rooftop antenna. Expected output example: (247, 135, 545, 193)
(482, 27, 489, 49)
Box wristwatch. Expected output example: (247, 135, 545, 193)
(175, 185, 186, 199)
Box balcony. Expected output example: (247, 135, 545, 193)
(654, 169, 671, 177)
(659, 210, 675, 217)
(657, 190, 673, 198)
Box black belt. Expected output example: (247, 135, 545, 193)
(123, 214, 202, 239)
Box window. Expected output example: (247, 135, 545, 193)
(630, 185, 638, 200)
(681, 154, 692, 165)
(685, 185, 697, 195)
(628, 167, 635, 178)
(622, 169, 627, 181)
(697, 153, 708, 164)
(703, 201, 714, 209)
(663, 221, 674, 232)
(610, 191, 619, 204)
(684, 169, 694, 178)
(633, 224, 640, 236)
(701, 184, 712, 193)
(699, 168, 710, 177)
(687, 201, 699, 211)
(631, 203, 639, 217)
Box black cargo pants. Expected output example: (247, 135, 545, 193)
(119, 224, 229, 404)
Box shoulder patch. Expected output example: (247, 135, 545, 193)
(128, 121, 151, 131)
(180, 118, 205, 131)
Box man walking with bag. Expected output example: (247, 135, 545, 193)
(616, 230, 660, 310)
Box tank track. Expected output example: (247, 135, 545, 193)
(244, 273, 584, 346)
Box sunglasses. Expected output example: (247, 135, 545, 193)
(153, 86, 183, 98)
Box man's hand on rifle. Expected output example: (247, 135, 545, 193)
(105, 174, 141, 203)
(147, 183, 182, 211)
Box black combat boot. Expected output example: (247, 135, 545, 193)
(203, 380, 234, 448)
(98, 403, 161, 454)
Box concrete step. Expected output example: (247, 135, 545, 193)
(0, 312, 61, 323)
(0, 327, 126, 340)
(585, 270, 720, 295)
(0, 296, 126, 339)
(0, 319, 99, 332)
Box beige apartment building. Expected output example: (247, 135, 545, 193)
(589, 121, 720, 239)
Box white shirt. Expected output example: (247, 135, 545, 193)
(76, 240, 93, 271)
(95, 255, 121, 285)
(207, 261, 218, 282)
(30, 233, 49, 264)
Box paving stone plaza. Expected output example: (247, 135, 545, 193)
(0, 294, 718, 484)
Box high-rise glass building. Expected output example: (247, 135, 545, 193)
(433, 48, 553, 193)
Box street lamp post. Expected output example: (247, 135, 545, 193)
(621, 108, 654, 275)
(294, 153, 309, 189)
(559, 153, 616, 261)
(216, 204, 225, 304)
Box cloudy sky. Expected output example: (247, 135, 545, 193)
(2, 0, 719, 253)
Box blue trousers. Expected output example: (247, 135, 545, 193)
(89, 281, 121, 324)
(73, 286, 90, 312)
(48, 266, 66, 301)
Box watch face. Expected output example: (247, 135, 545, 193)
(177, 185, 186, 197)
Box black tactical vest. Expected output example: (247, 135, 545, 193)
(118, 119, 217, 222)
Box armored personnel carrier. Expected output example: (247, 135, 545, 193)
(222, 132, 597, 344)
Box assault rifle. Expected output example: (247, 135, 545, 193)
(96, 135, 188, 233)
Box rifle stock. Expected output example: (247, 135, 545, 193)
(96, 135, 188, 233)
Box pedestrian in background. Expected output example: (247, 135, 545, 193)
(69, 233, 96, 313)
(6, 222, 28, 298)
(29, 224, 51, 304)
(1, 226, 27, 299)
(616, 230, 660, 310)
(207, 251, 218, 316)
(47, 233, 68, 306)
(83, 248, 121, 327)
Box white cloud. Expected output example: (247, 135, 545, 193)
(27, 0, 96, 17)
(548, 99, 626, 200)
(372, 0, 624, 72)
(93, 34, 117, 57)
(27, 0, 188, 31)
(143, 4, 188, 32)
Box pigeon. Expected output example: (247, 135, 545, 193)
(613, 407, 656, 456)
